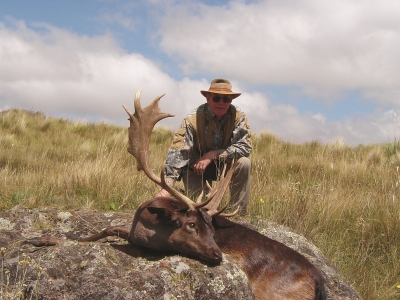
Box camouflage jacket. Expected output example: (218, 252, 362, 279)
(164, 103, 252, 181)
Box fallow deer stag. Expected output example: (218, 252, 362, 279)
(28, 91, 326, 300)
(28, 90, 237, 265)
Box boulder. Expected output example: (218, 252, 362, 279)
(0, 206, 360, 299)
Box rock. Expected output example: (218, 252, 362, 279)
(0, 206, 360, 299)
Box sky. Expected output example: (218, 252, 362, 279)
(1, 0, 400, 146)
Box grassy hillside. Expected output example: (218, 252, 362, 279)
(1, 109, 400, 299)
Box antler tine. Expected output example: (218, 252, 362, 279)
(196, 191, 204, 204)
(203, 179, 218, 201)
(160, 167, 196, 210)
(211, 202, 240, 217)
(202, 157, 238, 216)
(194, 169, 222, 209)
(123, 90, 197, 211)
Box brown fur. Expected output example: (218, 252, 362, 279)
(212, 216, 326, 300)
(69, 197, 222, 265)
(126, 197, 222, 264)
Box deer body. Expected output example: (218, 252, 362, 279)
(76, 201, 326, 299)
(213, 216, 326, 300)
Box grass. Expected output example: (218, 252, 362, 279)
(1, 109, 400, 299)
(0, 109, 173, 211)
(1, 248, 46, 299)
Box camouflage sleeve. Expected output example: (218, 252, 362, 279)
(164, 119, 195, 181)
(219, 112, 252, 160)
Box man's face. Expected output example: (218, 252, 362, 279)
(205, 93, 234, 119)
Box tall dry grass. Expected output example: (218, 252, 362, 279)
(1, 109, 400, 299)
(0, 109, 173, 210)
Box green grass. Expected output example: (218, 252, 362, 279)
(1, 109, 400, 299)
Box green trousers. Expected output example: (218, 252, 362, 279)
(181, 157, 251, 214)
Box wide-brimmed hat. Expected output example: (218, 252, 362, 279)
(200, 79, 241, 99)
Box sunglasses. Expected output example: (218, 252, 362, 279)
(212, 96, 232, 103)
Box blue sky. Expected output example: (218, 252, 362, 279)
(1, 0, 400, 145)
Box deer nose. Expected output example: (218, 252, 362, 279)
(212, 248, 223, 263)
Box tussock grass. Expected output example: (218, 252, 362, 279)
(1, 109, 400, 299)
(0, 109, 172, 211)
(1, 248, 46, 299)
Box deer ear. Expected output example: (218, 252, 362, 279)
(147, 206, 170, 217)
(147, 207, 173, 222)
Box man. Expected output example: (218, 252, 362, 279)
(157, 78, 252, 214)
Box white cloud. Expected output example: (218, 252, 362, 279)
(158, 0, 400, 105)
(1, 8, 400, 146)
(312, 113, 326, 124)
(98, 13, 138, 31)
(0, 20, 177, 124)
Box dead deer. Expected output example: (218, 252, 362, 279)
(28, 90, 236, 265)
(28, 91, 326, 300)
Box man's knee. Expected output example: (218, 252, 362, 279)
(235, 157, 251, 172)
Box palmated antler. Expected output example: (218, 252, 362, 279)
(123, 90, 196, 210)
(123, 90, 237, 216)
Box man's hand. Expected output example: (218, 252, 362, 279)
(156, 177, 174, 198)
(156, 189, 171, 198)
(193, 150, 218, 175)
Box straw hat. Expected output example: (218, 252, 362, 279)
(200, 79, 241, 99)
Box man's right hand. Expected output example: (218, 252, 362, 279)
(193, 150, 219, 175)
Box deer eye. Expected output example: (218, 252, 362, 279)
(188, 222, 196, 229)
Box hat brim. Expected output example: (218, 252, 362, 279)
(201, 90, 241, 99)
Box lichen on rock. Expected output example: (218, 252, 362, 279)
(0, 207, 360, 299)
